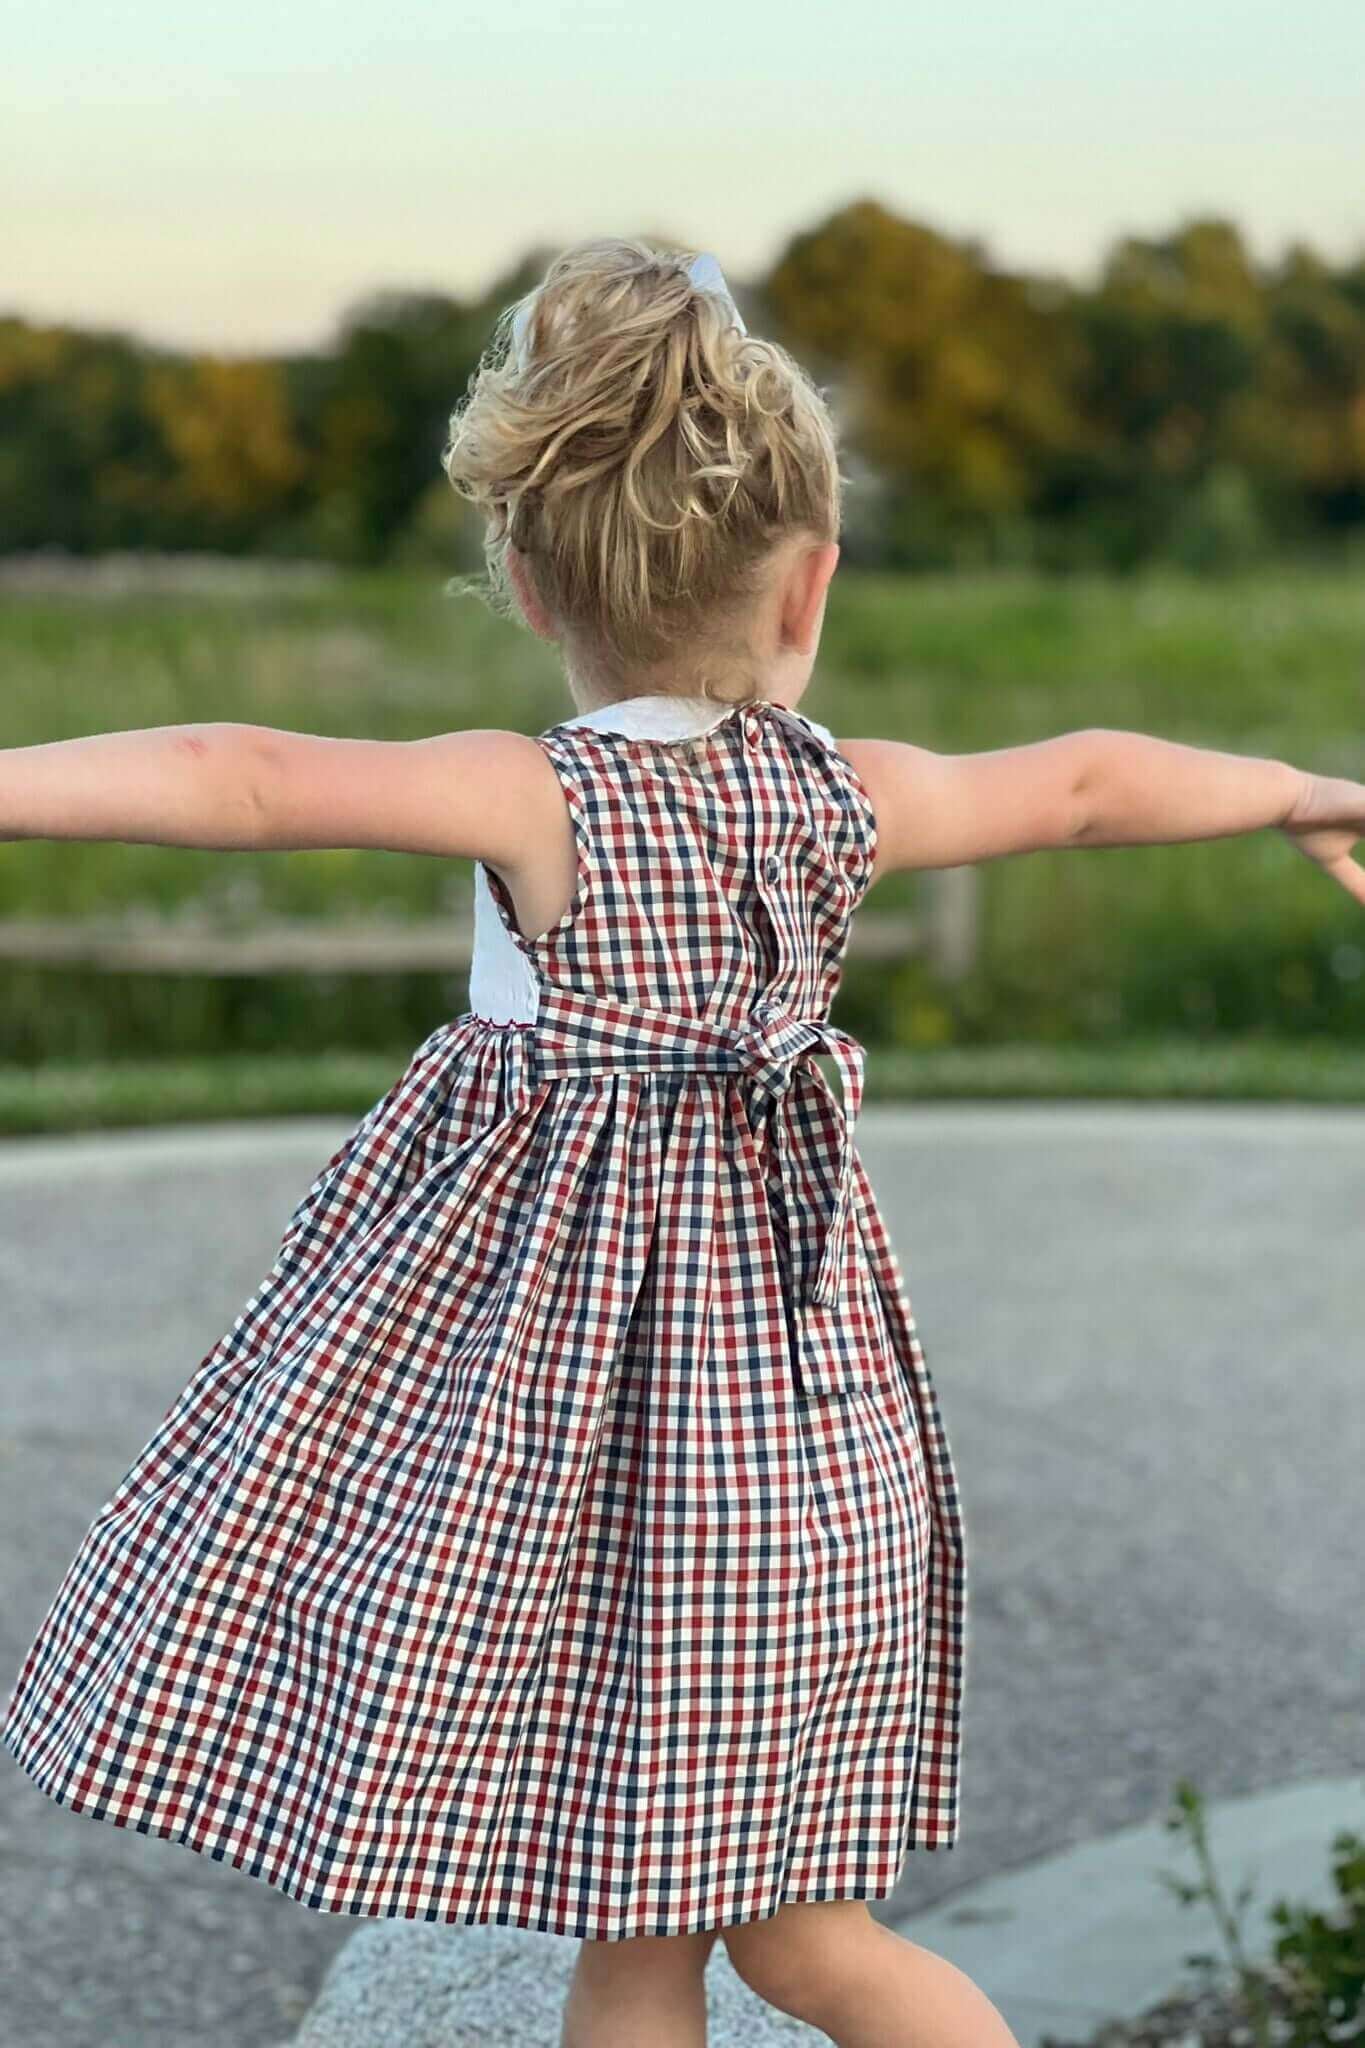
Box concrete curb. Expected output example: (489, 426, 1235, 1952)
(285, 1915, 827, 2047)
(282, 1775, 1364, 2048)
(890, 1773, 1364, 2045)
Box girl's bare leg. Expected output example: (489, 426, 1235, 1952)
(558, 1926, 720, 2048)
(722, 1900, 1023, 2048)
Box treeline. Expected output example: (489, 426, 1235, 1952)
(4, 197, 1364, 573)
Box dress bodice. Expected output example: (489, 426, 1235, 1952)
(468, 693, 835, 1026)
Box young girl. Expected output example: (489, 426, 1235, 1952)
(3, 237, 1362, 2048)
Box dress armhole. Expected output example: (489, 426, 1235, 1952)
(784, 707, 881, 887)
(830, 742, 881, 891)
(480, 729, 595, 958)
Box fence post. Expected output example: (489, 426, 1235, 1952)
(925, 866, 979, 982)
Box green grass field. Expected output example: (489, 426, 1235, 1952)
(2, 558, 1363, 1124)
(2, 1037, 1363, 1140)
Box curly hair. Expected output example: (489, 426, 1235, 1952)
(441, 236, 845, 708)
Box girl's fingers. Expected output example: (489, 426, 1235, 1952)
(1327, 853, 1365, 906)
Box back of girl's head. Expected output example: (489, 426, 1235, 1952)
(442, 236, 845, 705)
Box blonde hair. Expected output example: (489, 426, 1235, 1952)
(441, 236, 845, 707)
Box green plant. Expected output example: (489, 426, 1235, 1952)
(1155, 1776, 1365, 2046)
(1265, 1830, 1365, 2044)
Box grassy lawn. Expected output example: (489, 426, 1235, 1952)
(2, 1037, 1362, 1140)
(6, 557, 1364, 919)
(3, 556, 1363, 1117)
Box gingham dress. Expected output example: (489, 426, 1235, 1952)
(2, 690, 967, 1940)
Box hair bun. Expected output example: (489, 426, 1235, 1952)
(443, 236, 843, 700)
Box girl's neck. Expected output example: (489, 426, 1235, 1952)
(571, 687, 793, 716)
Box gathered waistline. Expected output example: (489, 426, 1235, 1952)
(484, 984, 865, 1312)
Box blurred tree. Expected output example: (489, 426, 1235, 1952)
(299, 292, 486, 563)
(278, 248, 556, 564)
(758, 198, 1087, 565)
(1096, 220, 1264, 421)
(1063, 217, 1269, 564)
(3, 206, 1364, 567)
(0, 321, 162, 551)
(1253, 242, 1365, 529)
(143, 355, 308, 543)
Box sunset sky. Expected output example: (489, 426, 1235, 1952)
(7, 0, 1364, 355)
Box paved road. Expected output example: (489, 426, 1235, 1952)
(2, 1106, 1362, 2047)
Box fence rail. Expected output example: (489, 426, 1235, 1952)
(0, 872, 979, 981)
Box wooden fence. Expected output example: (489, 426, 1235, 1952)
(0, 870, 979, 982)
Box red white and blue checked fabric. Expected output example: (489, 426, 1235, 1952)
(3, 696, 967, 1939)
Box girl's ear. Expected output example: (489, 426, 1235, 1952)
(506, 544, 558, 642)
(783, 541, 840, 655)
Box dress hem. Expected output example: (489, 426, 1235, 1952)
(2, 1724, 955, 1943)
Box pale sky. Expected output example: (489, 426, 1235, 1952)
(6, 0, 1364, 356)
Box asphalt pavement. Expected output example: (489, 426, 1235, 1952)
(2, 1103, 1361, 2047)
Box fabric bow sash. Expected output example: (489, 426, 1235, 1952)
(506, 983, 865, 1310)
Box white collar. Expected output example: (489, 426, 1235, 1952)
(558, 693, 740, 739)
(552, 692, 835, 751)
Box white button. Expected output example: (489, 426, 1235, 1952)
(764, 853, 780, 881)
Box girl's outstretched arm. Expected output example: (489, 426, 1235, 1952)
(0, 721, 554, 868)
(842, 728, 1365, 905)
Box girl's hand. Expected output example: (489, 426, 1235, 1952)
(1277, 772, 1365, 905)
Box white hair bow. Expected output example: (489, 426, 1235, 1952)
(509, 249, 745, 369)
(686, 250, 748, 335)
